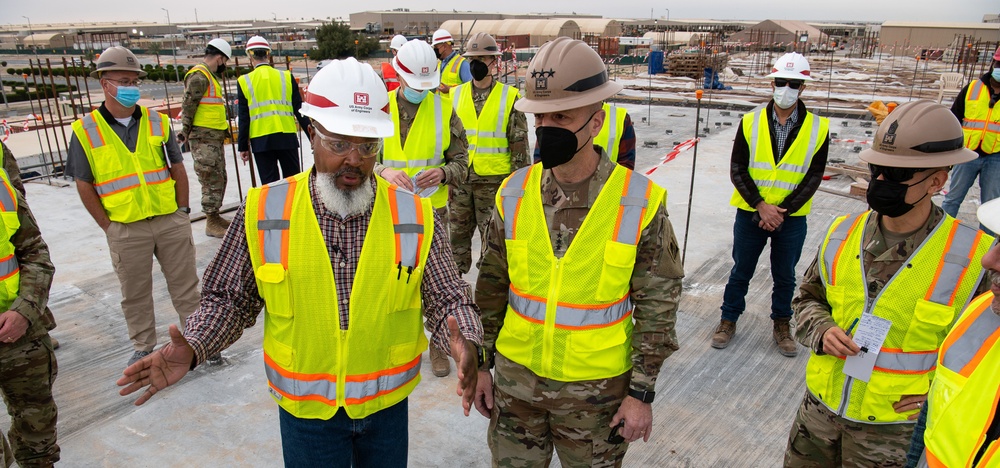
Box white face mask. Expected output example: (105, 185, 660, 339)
(773, 86, 799, 109)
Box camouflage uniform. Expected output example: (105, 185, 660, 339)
(0, 190, 59, 467)
(448, 84, 529, 274)
(476, 155, 684, 467)
(182, 70, 229, 216)
(1, 143, 25, 197)
(786, 206, 991, 466)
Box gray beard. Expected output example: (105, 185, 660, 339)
(314, 172, 374, 218)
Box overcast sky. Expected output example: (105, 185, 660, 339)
(5, 0, 998, 26)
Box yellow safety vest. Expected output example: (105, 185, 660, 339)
(808, 211, 993, 424)
(595, 103, 627, 163)
(71, 107, 178, 223)
(382, 91, 452, 209)
(245, 170, 434, 420)
(923, 292, 1000, 468)
(184, 64, 228, 131)
(961, 80, 1000, 154)
(730, 109, 829, 216)
(440, 53, 465, 88)
(238, 66, 297, 139)
(495, 164, 666, 381)
(0, 168, 20, 312)
(452, 81, 517, 176)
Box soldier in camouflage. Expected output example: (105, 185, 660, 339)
(474, 37, 683, 467)
(448, 33, 529, 275)
(785, 101, 994, 466)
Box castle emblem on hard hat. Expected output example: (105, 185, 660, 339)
(785, 62, 794, 70)
(354, 92, 369, 106)
(421, 66, 429, 74)
(883, 120, 898, 146)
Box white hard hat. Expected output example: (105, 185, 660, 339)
(299, 57, 393, 139)
(389, 35, 407, 51)
(431, 29, 453, 46)
(766, 52, 814, 81)
(246, 35, 271, 52)
(207, 38, 232, 59)
(393, 40, 440, 90)
(979, 198, 1000, 235)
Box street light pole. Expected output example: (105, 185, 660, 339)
(161, 8, 180, 83)
(22, 16, 40, 61)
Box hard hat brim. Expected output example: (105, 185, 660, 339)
(977, 198, 1000, 234)
(858, 146, 977, 168)
(393, 64, 440, 90)
(514, 80, 624, 114)
(299, 103, 395, 139)
(765, 70, 815, 81)
(90, 68, 148, 79)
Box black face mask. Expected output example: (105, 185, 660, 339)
(470, 59, 490, 81)
(866, 172, 934, 218)
(434, 48, 443, 60)
(535, 112, 597, 169)
(217, 62, 227, 75)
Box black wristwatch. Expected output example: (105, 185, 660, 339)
(178, 206, 191, 214)
(473, 344, 491, 370)
(628, 387, 655, 404)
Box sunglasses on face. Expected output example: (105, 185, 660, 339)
(774, 79, 804, 89)
(313, 132, 381, 159)
(868, 164, 927, 183)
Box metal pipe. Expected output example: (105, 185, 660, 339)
(21, 74, 47, 171)
(62, 57, 80, 120)
(682, 90, 703, 267)
(28, 62, 57, 175)
(45, 58, 69, 167)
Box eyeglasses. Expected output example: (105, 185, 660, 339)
(774, 78, 804, 89)
(868, 164, 927, 183)
(313, 131, 381, 159)
(105, 78, 142, 87)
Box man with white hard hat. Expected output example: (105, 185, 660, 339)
(713, 52, 830, 358)
(474, 36, 684, 466)
(237, 35, 312, 185)
(381, 34, 407, 92)
(431, 28, 471, 93)
(180, 37, 232, 239)
(118, 57, 486, 467)
(786, 100, 994, 466)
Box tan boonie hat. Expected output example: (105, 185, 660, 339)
(859, 100, 975, 168)
(514, 37, 623, 114)
(463, 32, 501, 57)
(90, 46, 147, 79)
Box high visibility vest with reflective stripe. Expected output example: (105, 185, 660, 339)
(495, 164, 666, 381)
(184, 64, 228, 130)
(0, 168, 20, 312)
(238, 66, 297, 139)
(71, 107, 178, 223)
(961, 80, 1000, 154)
(381, 62, 400, 92)
(452, 81, 517, 176)
(440, 53, 466, 87)
(807, 211, 993, 424)
(382, 90, 452, 209)
(922, 292, 1000, 468)
(594, 103, 627, 164)
(245, 170, 435, 420)
(730, 109, 829, 216)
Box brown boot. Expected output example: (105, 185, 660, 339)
(429, 347, 450, 377)
(711, 319, 736, 349)
(773, 319, 799, 357)
(205, 213, 231, 238)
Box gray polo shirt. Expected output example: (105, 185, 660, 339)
(65, 103, 184, 183)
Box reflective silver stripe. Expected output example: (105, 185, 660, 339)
(247, 99, 291, 109)
(606, 105, 619, 153)
(748, 161, 773, 170)
(0, 255, 19, 278)
(433, 94, 443, 163)
(95, 175, 140, 196)
(240, 75, 255, 102)
(615, 175, 651, 245)
(254, 110, 296, 119)
(82, 114, 105, 149)
(343, 361, 421, 401)
(755, 180, 798, 190)
(466, 130, 478, 137)
(147, 111, 164, 137)
(501, 168, 530, 239)
(495, 85, 510, 136)
(477, 131, 507, 138)
(199, 97, 226, 104)
(823, 213, 865, 282)
(800, 114, 822, 170)
(942, 306, 1000, 372)
(964, 121, 987, 130)
(748, 110, 763, 155)
(144, 168, 170, 184)
(0, 183, 15, 212)
(987, 122, 1000, 133)
(968, 81, 983, 102)
(873, 350, 937, 373)
(261, 181, 293, 264)
(474, 146, 509, 154)
(265, 364, 336, 401)
(392, 186, 421, 269)
(452, 84, 464, 111)
(382, 157, 443, 168)
(927, 223, 978, 305)
(508, 288, 632, 328)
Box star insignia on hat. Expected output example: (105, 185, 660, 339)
(544, 68, 555, 77)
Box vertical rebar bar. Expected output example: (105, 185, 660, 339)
(28, 61, 56, 174)
(62, 57, 80, 120)
(79, 56, 93, 108)
(682, 90, 703, 267)
(22, 74, 47, 172)
(220, 58, 245, 201)
(45, 59, 68, 167)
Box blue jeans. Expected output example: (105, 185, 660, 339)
(720, 209, 808, 322)
(278, 399, 408, 468)
(942, 154, 1000, 237)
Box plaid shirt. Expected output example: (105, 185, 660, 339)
(183, 172, 483, 364)
(772, 106, 799, 157)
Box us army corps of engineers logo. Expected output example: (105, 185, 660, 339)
(531, 69, 555, 96)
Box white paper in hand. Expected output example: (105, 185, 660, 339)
(843, 314, 892, 382)
(411, 171, 439, 199)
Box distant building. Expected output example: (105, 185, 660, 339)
(879, 21, 1000, 49)
(728, 20, 827, 48)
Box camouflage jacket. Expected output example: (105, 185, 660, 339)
(181, 67, 229, 141)
(475, 156, 684, 390)
(9, 190, 56, 339)
(464, 82, 530, 184)
(3, 143, 25, 196)
(794, 206, 990, 352)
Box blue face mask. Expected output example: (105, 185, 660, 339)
(992, 67, 1000, 82)
(112, 83, 141, 107)
(402, 86, 429, 104)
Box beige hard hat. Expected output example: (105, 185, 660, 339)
(859, 100, 975, 168)
(463, 32, 501, 57)
(514, 37, 623, 114)
(90, 46, 146, 79)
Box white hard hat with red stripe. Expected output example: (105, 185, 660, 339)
(392, 39, 440, 90)
(390, 35, 407, 51)
(431, 29, 453, 46)
(299, 57, 393, 139)
(246, 35, 271, 52)
(766, 52, 814, 81)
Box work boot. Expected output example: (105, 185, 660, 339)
(773, 319, 799, 357)
(711, 319, 736, 349)
(127, 350, 151, 367)
(430, 347, 450, 377)
(206, 352, 223, 365)
(205, 213, 231, 238)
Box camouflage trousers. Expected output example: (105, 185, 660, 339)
(0, 335, 58, 467)
(488, 353, 630, 468)
(784, 391, 912, 467)
(190, 136, 227, 216)
(448, 180, 501, 275)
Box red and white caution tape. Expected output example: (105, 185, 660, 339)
(644, 138, 699, 176)
(1, 120, 8, 142)
(831, 139, 871, 144)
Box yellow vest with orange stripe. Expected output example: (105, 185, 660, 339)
(245, 170, 434, 420)
(594, 103, 628, 163)
(961, 79, 1000, 155)
(184, 64, 228, 130)
(440, 53, 466, 88)
(923, 292, 1000, 468)
(808, 211, 993, 424)
(382, 91, 452, 209)
(0, 168, 20, 312)
(495, 164, 666, 381)
(71, 107, 178, 224)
